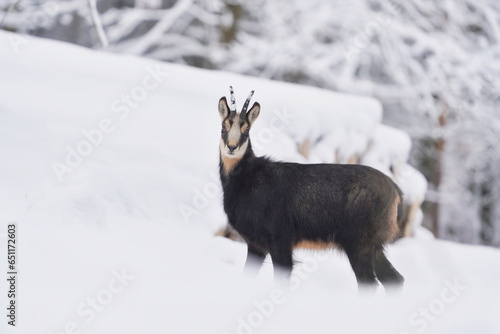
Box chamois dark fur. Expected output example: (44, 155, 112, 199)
(218, 88, 404, 292)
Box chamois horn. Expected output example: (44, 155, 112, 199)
(229, 86, 237, 116)
(240, 90, 255, 119)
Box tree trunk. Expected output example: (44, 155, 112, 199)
(480, 181, 493, 245)
(220, 4, 242, 44)
(429, 107, 447, 237)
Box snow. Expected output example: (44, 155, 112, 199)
(361, 124, 411, 175)
(1, 31, 500, 334)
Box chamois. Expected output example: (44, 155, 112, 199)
(218, 87, 404, 292)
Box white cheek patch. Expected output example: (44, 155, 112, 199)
(220, 139, 228, 155)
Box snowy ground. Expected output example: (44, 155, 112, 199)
(1, 31, 500, 334)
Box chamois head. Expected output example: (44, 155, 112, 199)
(218, 86, 260, 159)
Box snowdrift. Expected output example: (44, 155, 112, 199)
(0, 31, 499, 334)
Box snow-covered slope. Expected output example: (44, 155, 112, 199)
(0, 31, 499, 334)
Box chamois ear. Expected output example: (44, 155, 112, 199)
(246, 102, 260, 126)
(218, 97, 230, 120)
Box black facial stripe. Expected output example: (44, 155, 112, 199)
(237, 133, 248, 147)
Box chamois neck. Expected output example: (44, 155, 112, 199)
(219, 140, 255, 178)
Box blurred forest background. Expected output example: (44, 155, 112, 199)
(2, 0, 499, 247)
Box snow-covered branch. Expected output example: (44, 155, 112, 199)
(87, 0, 108, 48)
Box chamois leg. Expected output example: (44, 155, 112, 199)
(344, 245, 378, 293)
(374, 249, 404, 293)
(269, 245, 294, 282)
(244, 244, 267, 276)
